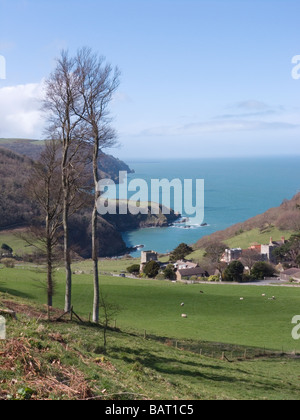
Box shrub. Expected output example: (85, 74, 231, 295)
(251, 261, 275, 280)
(143, 260, 160, 278)
(208, 275, 219, 282)
(1, 243, 13, 254)
(163, 264, 176, 280)
(127, 264, 140, 274)
(224, 261, 244, 282)
(1, 258, 15, 268)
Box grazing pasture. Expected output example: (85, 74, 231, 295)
(1, 265, 300, 352)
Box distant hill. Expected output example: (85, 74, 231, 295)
(0, 138, 134, 183)
(0, 147, 39, 229)
(194, 192, 300, 250)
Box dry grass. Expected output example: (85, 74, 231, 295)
(0, 337, 94, 400)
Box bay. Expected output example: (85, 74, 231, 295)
(120, 156, 300, 257)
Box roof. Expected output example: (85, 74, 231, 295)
(282, 268, 300, 276)
(178, 267, 207, 276)
(175, 260, 198, 269)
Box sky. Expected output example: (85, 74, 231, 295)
(0, 0, 300, 159)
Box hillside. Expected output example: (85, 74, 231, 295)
(0, 148, 39, 229)
(194, 193, 300, 250)
(0, 138, 134, 183)
(1, 284, 300, 400)
(0, 145, 179, 257)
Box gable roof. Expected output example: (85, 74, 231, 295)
(282, 268, 300, 276)
(177, 267, 207, 276)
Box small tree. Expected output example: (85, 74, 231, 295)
(224, 261, 244, 282)
(251, 261, 275, 280)
(143, 260, 160, 278)
(99, 292, 120, 353)
(1, 244, 13, 254)
(163, 264, 176, 280)
(1, 258, 15, 268)
(169, 243, 193, 262)
(127, 264, 140, 275)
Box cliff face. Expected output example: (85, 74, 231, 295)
(70, 204, 180, 258)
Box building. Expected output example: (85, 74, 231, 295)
(176, 267, 208, 282)
(280, 268, 300, 282)
(221, 248, 242, 263)
(174, 260, 198, 270)
(261, 237, 285, 262)
(140, 250, 158, 272)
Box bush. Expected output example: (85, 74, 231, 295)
(1, 258, 15, 268)
(156, 273, 166, 280)
(1, 243, 13, 254)
(208, 275, 219, 282)
(224, 261, 244, 282)
(143, 261, 160, 278)
(127, 264, 140, 274)
(251, 261, 275, 280)
(163, 264, 176, 280)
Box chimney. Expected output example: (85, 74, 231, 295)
(269, 237, 273, 245)
(281, 236, 285, 244)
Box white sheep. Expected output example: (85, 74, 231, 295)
(180, 302, 184, 307)
(181, 314, 187, 318)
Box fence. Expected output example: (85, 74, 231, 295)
(137, 330, 300, 362)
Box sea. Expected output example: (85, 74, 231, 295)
(116, 156, 300, 257)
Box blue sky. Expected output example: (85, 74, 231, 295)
(0, 0, 300, 159)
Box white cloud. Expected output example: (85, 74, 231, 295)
(0, 81, 45, 138)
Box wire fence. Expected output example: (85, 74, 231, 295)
(135, 330, 300, 362)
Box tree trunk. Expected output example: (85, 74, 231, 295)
(46, 220, 53, 308)
(63, 201, 72, 313)
(92, 141, 100, 323)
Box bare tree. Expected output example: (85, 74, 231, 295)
(75, 47, 120, 323)
(26, 139, 63, 307)
(43, 51, 88, 313)
(240, 249, 261, 271)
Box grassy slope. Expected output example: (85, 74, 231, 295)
(1, 292, 300, 400)
(1, 265, 300, 352)
(0, 230, 36, 256)
(186, 226, 293, 263)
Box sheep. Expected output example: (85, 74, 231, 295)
(180, 302, 185, 307)
(240, 297, 244, 301)
(262, 294, 266, 297)
(181, 314, 187, 318)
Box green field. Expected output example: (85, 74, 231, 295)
(1, 265, 300, 353)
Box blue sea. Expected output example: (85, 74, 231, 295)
(118, 157, 300, 257)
